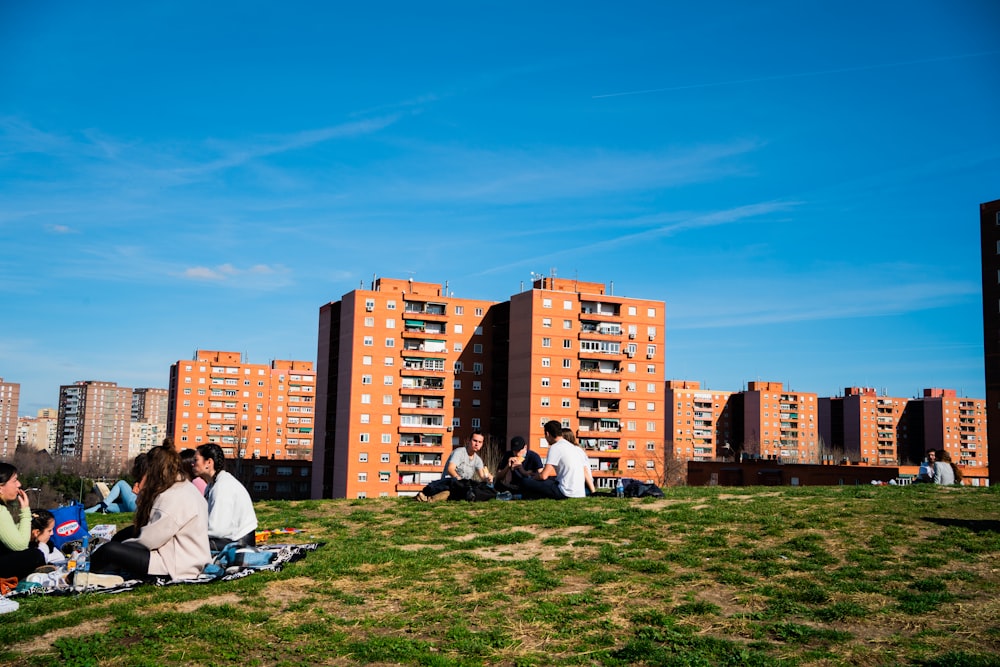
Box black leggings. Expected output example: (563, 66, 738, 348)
(90, 540, 150, 577)
(0, 548, 45, 580)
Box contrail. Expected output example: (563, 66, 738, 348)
(592, 50, 1000, 99)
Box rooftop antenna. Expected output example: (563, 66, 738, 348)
(610, 280, 614, 296)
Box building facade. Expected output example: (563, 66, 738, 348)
(980, 197, 1000, 486)
(313, 276, 667, 499)
(665, 380, 733, 461)
(16, 408, 58, 454)
(740, 381, 820, 463)
(506, 278, 666, 490)
(56, 381, 133, 469)
(167, 350, 316, 461)
(918, 388, 987, 469)
(818, 387, 910, 464)
(314, 278, 500, 499)
(0, 378, 19, 459)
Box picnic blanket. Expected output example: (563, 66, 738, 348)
(9, 543, 321, 598)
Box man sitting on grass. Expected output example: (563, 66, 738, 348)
(518, 421, 588, 500)
(415, 430, 493, 501)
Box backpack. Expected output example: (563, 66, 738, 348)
(450, 479, 498, 502)
(49, 502, 90, 550)
(623, 480, 664, 498)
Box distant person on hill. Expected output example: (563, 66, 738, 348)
(518, 421, 589, 500)
(933, 450, 962, 486)
(193, 444, 258, 549)
(85, 454, 147, 514)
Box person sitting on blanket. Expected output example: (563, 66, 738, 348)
(90, 444, 210, 581)
(0, 462, 46, 580)
(85, 453, 147, 514)
(193, 443, 258, 550)
(415, 430, 493, 502)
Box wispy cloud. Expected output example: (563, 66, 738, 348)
(46, 224, 74, 234)
(181, 263, 287, 283)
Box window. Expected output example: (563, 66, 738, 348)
(473, 344, 483, 354)
(563, 339, 571, 349)
(562, 379, 571, 388)
(387, 300, 396, 310)
(360, 394, 371, 404)
(365, 298, 375, 311)
(362, 355, 372, 366)
(541, 357, 551, 367)
(563, 300, 572, 310)
(453, 342, 463, 352)
(359, 433, 370, 443)
(385, 318, 396, 329)
(359, 452, 369, 462)
(627, 440, 636, 450)
(358, 472, 367, 482)
(647, 344, 656, 357)
(542, 318, 552, 328)
(563, 319, 572, 329)
(541, 377, 550, 387)
(542, 299, 552, 308)
(454, 305, 464, 315)
(364, 317, 374, 327)
(454, 324, 463, 334)
(384, 357, 394, 366)
(454, 379, 461, 389)
(646, 421, 656, 432)
(628, 306, 637, 316)
(475, 307, 483, 316)
(541, 397, 550, 407)
(381, 453, 390, 463)
(452, 417, 461, 427)
(647, 308, 656, 318)
(647, 365, 656, 374)
(362, 375, 372, 385)
(385, 338, 395, 347)
(383, 395, 393, 405)
(473, 362, 483, 375)
(626, 460, 636, 470)
(563, 358, 572, 369)
(360, 413, 370, 424)
(379, 472, 391, 483)
(382, 414, 392, 424)
(645, 460, 655, 469)
(363, 336, 374, 346)
(471, 418, 481, 428)
(472, 381, 481, 391)
(647, 383, 656, 393)
(562, 398, 571, 408)
(647, 402, 655, 411)
(474, 326, 483, 335)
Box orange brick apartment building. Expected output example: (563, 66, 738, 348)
(167, 350, 316, 460)
(313, 277, 667, 498)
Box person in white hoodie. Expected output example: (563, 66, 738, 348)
(193, 443, 258, 550)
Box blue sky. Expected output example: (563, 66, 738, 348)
(2, 1, 998, 414)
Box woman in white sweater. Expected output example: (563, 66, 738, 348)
(91, 445, 211, 580)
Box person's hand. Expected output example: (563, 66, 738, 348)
(15, 489, 29, 509)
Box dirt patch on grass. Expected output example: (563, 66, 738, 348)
(19, 619, 113, 655)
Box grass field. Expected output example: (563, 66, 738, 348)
(3, 484, 999, 666)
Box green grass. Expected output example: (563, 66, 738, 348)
(3, 485, 999, 666)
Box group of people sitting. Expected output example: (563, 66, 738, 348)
(0, 442, 258, 587)
(915, 448, 964, 485)
(416, 420, 596, 501)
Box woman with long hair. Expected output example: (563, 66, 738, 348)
(0, 462, 45, 579)
(90, 445, 210, 580)
(934, 449, 963, 486)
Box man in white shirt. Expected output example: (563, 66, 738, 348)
(193, 444, 258, 550)
(519, 421, 588, 499)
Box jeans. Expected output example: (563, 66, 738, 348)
(87, 480, 137, 513)
(518, 476, 567, 500)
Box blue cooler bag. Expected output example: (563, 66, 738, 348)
(50, 502, 90, 550)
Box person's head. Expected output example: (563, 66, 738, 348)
(510, 436, 527, 457)
(543, 420, 562, 444)
(31, 508, 55, 545)
(134, 445, 183, 527)
(0, 462, 20, 502)
(179, 448, 198, 481)
(561, 428, 577, 445)
(937, 449, 952, 463)
(927, 450, 937, 463)
(466, 430, 485, 454)
(194, 443, 226, 480)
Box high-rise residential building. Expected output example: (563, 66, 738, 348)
(17, 408, 58, 453)
(506, 278, 666, 489)
(917, 388, 987, 468)
(132, 388, 168, 424)
(314, 278, 501, 499)
(166, 350, 316, 461)
(313, 276, 667, 499)
(129, 421, 166, 460)
(739, 381, 820, 463)
(665, 380, 733, 461)
(818, 387, 909, 464)
(0, 378, 20, 459)
(56, 381, 133, 469)
(980, 197, 1000, 486)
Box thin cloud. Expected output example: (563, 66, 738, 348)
(593, 50, 1000, 99)
(180, 263, 289, 284)
(46, 224, 74, 234)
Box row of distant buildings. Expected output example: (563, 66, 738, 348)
(2, 196, 997, 494)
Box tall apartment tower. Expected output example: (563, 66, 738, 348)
(0, 378, 20, 459)
(918, 388, 987, 468)
(56, 381, 133, 469)
(17, 408, 59, 454)
(740, 381, 820, 463)
(506, 278, 665, 488)
(980, 197, 1000, 486)
(665, 380, 733, 461)
(314, 278, 500, 499)
(132, 388, 168, 424)
(818, 387, 908, 464)
(167, 350, 316, 461)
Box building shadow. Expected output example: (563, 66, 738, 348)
(922, 517, 1000, 534)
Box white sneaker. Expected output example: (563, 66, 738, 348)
(27, 570, 70, 591)
(0, 596, 18, 614)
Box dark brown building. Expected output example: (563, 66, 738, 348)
(980, 198, 1000, 487)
